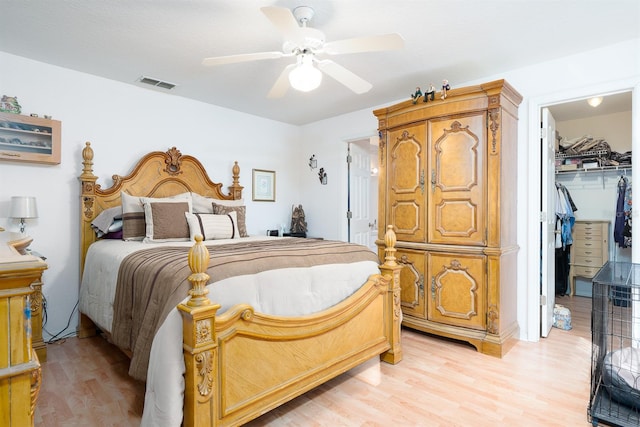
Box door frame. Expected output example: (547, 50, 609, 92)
(526, 78, 640, 341)
(339, 134, 378, 243)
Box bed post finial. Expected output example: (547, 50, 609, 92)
(229, 161, 244, 200)
(379, 224, 403, 364)
(81, 142, 95, 179)
(186, 235, 211, 307)
(383, 225, 398, 266)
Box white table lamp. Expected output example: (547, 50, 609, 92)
(10, 196, 38, 234)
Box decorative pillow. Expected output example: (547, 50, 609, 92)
(142, 200, 192, 243)
(185, 211, 239, 241)
(191, 193, 244, 214)
(91, 206, 123, 237)
(103, 229, 123, 239)
(108, 219, 123, 232)
(121, 192, 192, 241)
(212, 203, 247, 237)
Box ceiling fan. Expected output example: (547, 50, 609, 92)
(202, 5, 404, 97)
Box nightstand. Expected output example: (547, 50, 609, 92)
(283, 233, 323, 240)
(0, 233, 47, 426)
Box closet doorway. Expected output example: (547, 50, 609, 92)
(541, 90, 634, 338)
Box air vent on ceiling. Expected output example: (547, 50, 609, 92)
(137, 76, 176, 90)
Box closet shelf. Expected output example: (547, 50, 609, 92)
(555, 164, 631, 175)
(555, 149, 609, 160)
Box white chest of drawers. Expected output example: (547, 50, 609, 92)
(569, 220, 610, 296)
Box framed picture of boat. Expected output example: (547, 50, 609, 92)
(0, 112, 61, 165)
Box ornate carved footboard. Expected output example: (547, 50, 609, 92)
(179, 226, 402, 426)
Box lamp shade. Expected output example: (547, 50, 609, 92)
(10, 196, 38, 219)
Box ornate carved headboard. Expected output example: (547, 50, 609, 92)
(79, 142, 243, 272)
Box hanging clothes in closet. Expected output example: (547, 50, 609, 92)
(614, 175, 632, 248)
(555, 182, 577, 296)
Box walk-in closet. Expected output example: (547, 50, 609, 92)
(551, 91, 633, 298)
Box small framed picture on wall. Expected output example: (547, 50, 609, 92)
(252, 169, 275, 202)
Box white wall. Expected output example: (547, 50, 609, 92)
(557, 111, 632, 153)
(0, 52, 302, 340)
(297, 37, 640, 342)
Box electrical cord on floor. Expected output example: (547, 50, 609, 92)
(41, 293, 79, 344)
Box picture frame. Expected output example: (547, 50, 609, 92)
(252, 169, 276, 202)
(0, 112, 61, 165)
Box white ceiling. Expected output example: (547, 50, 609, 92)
(548, 91, 633, 122)
(1, 1, 638, 125)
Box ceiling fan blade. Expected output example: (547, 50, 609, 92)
(267, 64, 296, 98)
(260, 6, 302, 41)
(316, 60, 372, 94)
(323, 33, 404, 55)
(202, 51, 285, 66)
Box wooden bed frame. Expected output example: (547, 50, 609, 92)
(77, 142, 403, 426)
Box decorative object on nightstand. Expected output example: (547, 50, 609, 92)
(290, 204, 307, 237)
(308, 154, 317, 170)
(10, 196, 38, 234)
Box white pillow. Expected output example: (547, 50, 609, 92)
(142, 199, 193, 243)
(191, 192, 244, 214)
(185, 211, 239, 240)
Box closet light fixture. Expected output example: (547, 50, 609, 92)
(588, 96, 603, 108)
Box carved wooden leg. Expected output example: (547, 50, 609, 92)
(77, 313, 98, 338)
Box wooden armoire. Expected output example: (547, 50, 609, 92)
(373, 79, 522, 357)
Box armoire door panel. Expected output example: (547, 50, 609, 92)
(391, 201, 421, 235)
(427, 252, 486, 330)
(388, 124, 426, 242)
(434, 199, 479, 238)
(429, 114, 486, 246)
(396, 249, 426, 319)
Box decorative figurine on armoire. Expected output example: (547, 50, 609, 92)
(441, 79, 450, 99)
(410, 87, 422, 104)
(424, 83, 436, 102)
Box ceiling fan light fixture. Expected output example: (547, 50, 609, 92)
(588, 96, 603, 107)
(289, 54, 322, 92)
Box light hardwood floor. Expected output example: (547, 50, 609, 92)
(35, 295, 593, 426)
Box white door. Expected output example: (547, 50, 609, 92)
(349, 141, 373, 248)
(541, 107, 557, 337)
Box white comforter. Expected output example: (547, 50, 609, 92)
(79, 236, 380, 426)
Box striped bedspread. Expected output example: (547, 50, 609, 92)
(110, 238, 379, 380)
